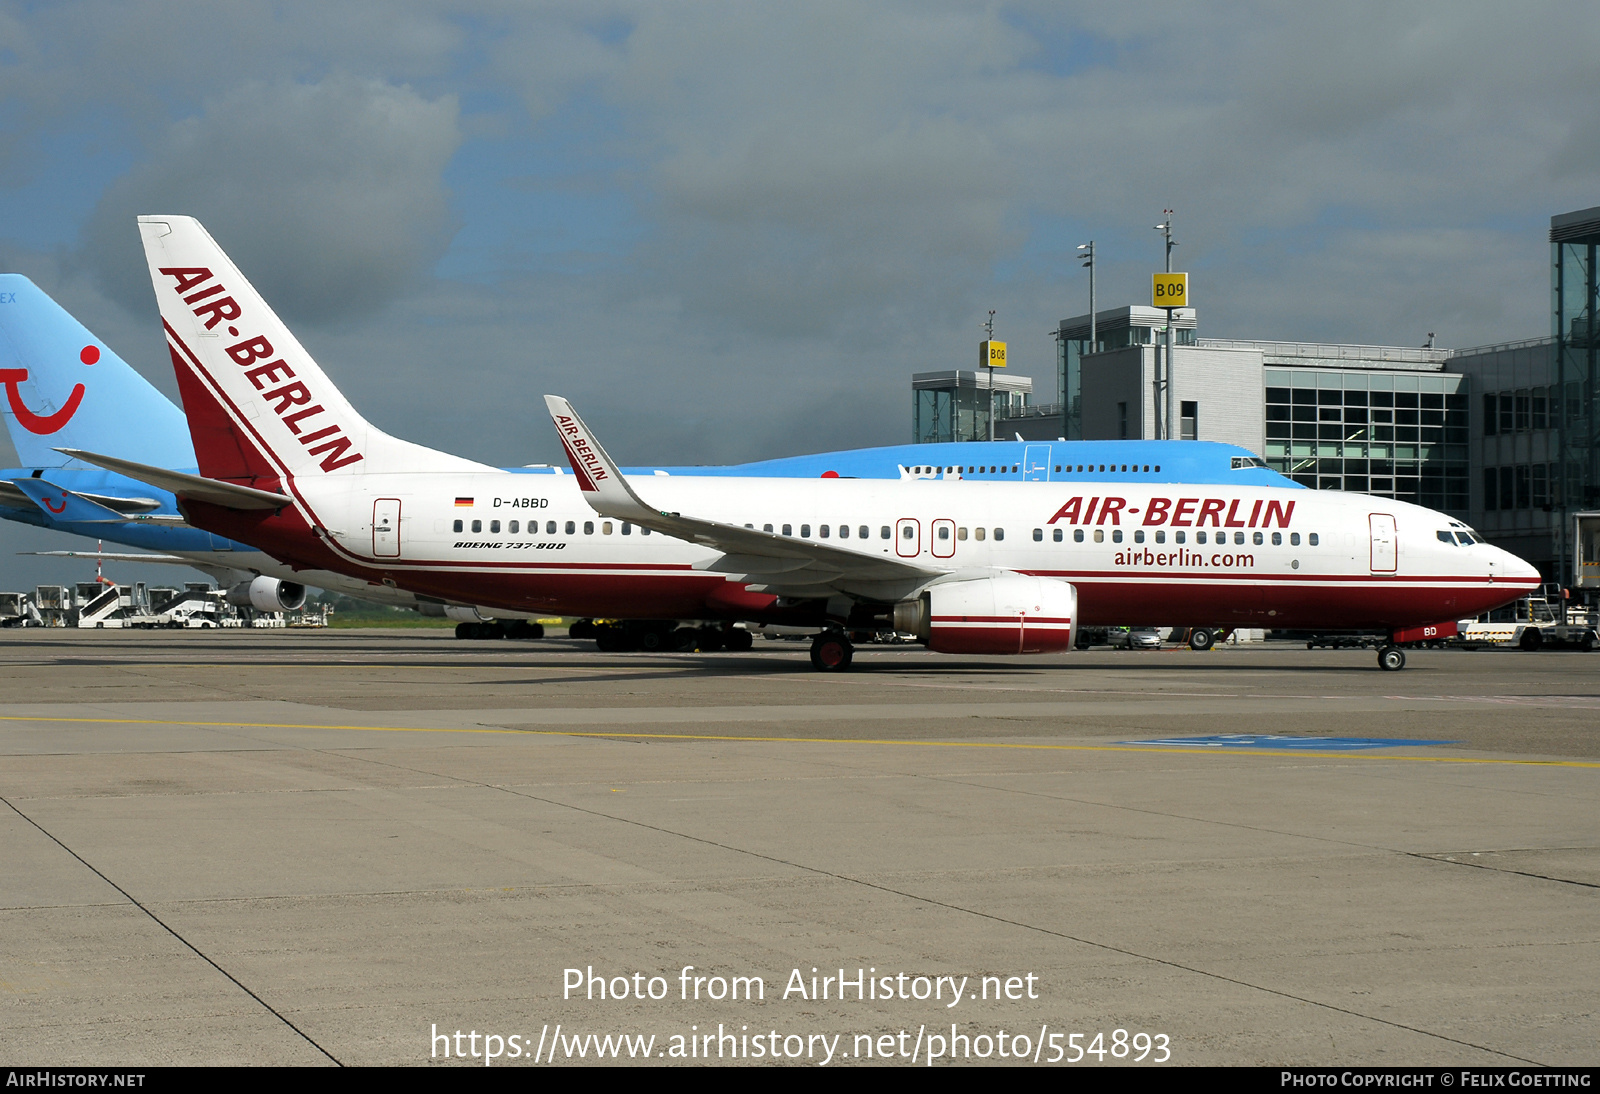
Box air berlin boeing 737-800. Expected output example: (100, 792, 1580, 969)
(64, 215, 1539, 671)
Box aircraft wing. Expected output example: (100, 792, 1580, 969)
(543, 395, 943, 597)
(54, 448, 289, 511)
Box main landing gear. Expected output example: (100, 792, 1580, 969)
(809, 632, 854, 672)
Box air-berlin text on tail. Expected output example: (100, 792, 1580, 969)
(157, 266, 363, 472)
(1046, 495, 1294, 528)
(554, 415, 609, 487)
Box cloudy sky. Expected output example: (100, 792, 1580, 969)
(1, 1, 1597, 587)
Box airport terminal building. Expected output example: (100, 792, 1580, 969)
(913, 204, 1600, 584)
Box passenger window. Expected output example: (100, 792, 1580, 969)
(642, 527, 651, 535)
(546, 521, 557, 534)
(994, 528, 1004, 541)
(903, 526, 915, 539)
(838, 525, 848, 539)
(1253, 532, 1263, 545)
(1290, 533, 1300, 546)
(1155, 530, 1165, 544)
(583, 521, 594, 535)
(957, 527, 968, 541)
(820, 525, 830, 538)
(1196, 531, 1207, 544)
(975, 528, 986, 541)
(565, 521, 575, 534)
(1308, 533, 1318, 546)
(471, 519, 482, 533)
(1175, 531, 1186, 544)
(859, 526, 869, 539)
(1073, 528, 1084, 542)
(763, 524, 773, 533)
(1134, 530, 1144, 543)
(1032, 528, 1042, 541)
(490, 520, 501, 533)
(941, 526, 952, 540)
(622, 522, 632, 535)
(801, 524, 811, 537)
(452, 519, 463, 533)
(880, 526, 890, 539)
(1272, 532, 1281, 546)
(1053, 528, 1063, 542)
(603, 522, 613, 535)
(1093, 529, 1104, 543)
(1111, 529, 1122, 543)
(509, 520, 519, 533)
(783, 524, 792, 536)
(1233, 532, 1243, 545)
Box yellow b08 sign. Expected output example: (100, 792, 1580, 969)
(1152, 273, 1188, 308)
(980, 339, 1007, 368)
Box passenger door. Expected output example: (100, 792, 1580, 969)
(931, 518, 955, 559)
(1024, 445, 1050, 481)
(374, 498, 402, 558)
(1369, 513, 1396, 573)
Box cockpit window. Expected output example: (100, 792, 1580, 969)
(1456, 532, 1476, 545)
(1231, 456, 1268, 470)
(1437, 531, 1456, 545)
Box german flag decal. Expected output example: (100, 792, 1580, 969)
(454, 497, 473, 507)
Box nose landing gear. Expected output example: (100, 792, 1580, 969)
(1377, 645, 1406, 672)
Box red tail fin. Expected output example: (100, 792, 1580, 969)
(169, 342, 280, 492)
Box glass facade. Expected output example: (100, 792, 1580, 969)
(1263, 369, 1469, 516)
(1555, 225, 1599, 517)
(914, 378, 1030, 444)
(1056, 310, 1194, 441)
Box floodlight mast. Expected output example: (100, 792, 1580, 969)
(985, 309, 997, 442)
(1154, 211, 1177, 440)
(1075, 241, 1095, 441)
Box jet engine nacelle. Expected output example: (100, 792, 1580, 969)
(226, 576, 306, 613)
(899, 574, 1077, 655)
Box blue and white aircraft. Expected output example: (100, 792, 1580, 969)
(0, 273, 1296, 622)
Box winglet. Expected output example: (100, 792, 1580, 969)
(542, 396, 658, 522)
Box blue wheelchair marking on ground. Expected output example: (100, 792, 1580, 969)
(1123, 734, 1459, 751)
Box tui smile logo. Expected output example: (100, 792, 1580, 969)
(0, 345, 97, 434)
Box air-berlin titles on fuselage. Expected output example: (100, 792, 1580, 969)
(1047, 496, 1295, 528)
(157, 267, 363, 472)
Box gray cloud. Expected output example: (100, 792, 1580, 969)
(80, 76, 462, 324)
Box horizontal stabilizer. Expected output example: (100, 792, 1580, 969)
(55, 448, 290, 511)
(8, 477, 128, 522)
(20, 550, 194, 565)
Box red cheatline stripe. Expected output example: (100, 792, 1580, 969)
(931, 615, 1074, 624)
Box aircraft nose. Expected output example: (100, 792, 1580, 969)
(1494, 546, 1540, 583)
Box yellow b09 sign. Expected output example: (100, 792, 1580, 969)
(1152, 273, 1188, 308)
(980, 339, 1007, 368)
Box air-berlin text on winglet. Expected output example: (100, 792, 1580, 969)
(157, 267, 363, 472)
(555, 415, 609, 483)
